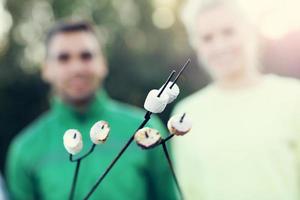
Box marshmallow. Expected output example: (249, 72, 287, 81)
(167, 113, 192, 136)
(63, 129, 83, 155)
(160, 82, 180, 104)
(134, 127, 162, 149)
(144, 89, 169, 113)
(90, 121, 110, 144)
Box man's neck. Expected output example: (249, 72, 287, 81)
(62, 93, 95, 113)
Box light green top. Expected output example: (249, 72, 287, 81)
(172, 74, 300, 200)
(6, 90, 176, 200)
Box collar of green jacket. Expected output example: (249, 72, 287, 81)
(51, 89, 109, 122)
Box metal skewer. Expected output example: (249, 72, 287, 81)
(170, 59, 191, 89)
(84, 59, 191, 199)
(83, 70, 176, 199)
(161, 141, 184, 200)
(68, 144, 96, 200)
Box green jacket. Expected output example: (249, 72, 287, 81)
(6, 90, 176, 200)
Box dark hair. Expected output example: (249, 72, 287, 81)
(45, 20, 98, 54)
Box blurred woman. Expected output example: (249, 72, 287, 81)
(172, 0, 300, 199)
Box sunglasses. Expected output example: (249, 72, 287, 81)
(51, 51, 96, 63)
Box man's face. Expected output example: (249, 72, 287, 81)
(196, 5, 253, 80)
(43, 31, 107, 105)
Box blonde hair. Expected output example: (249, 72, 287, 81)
(181, 0, 243, 50)
(181, 0, 261, 69)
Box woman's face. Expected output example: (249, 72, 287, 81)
(196, 5, 254, 80)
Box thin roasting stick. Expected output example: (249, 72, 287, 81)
(161, 142, 184, 200)
(83, 70, 177, 199)
(170, 59, 191, 89)
(68, 144, 96, 200)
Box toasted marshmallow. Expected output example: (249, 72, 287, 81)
(167, 113, 192, 136)
(134, 127, 162, 149)
(63, 129, 83, 155)
(90, 121, 110, 144)
(144, 89, 169, 113)
(160, 82, 180, 104)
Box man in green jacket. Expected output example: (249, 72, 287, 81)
(6, 21, 175, 200)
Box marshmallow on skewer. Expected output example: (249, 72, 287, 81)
(167, 113, 192, 136)
(134, 127, 162, 149)
(144, 89, 169, 113)
(90, 121, 110, 144)
(160, 82, 180, 104)
(63, 129, 83, 155)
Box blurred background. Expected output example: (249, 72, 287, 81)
(0, 0, 299, 173)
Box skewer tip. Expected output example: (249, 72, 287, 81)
(180, 113, 186, 123)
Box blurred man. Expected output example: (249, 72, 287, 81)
(6, 21, 175, 200)
(172, 0, 300, 200)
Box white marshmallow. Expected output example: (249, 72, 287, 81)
(144, 89, 169, 113)
(63, 129, 83, 155)
(160, 82, 180, 104)
(90, 121, 110, 144)
(167, 113, 192, 136)
(134, 127, 162, 149)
